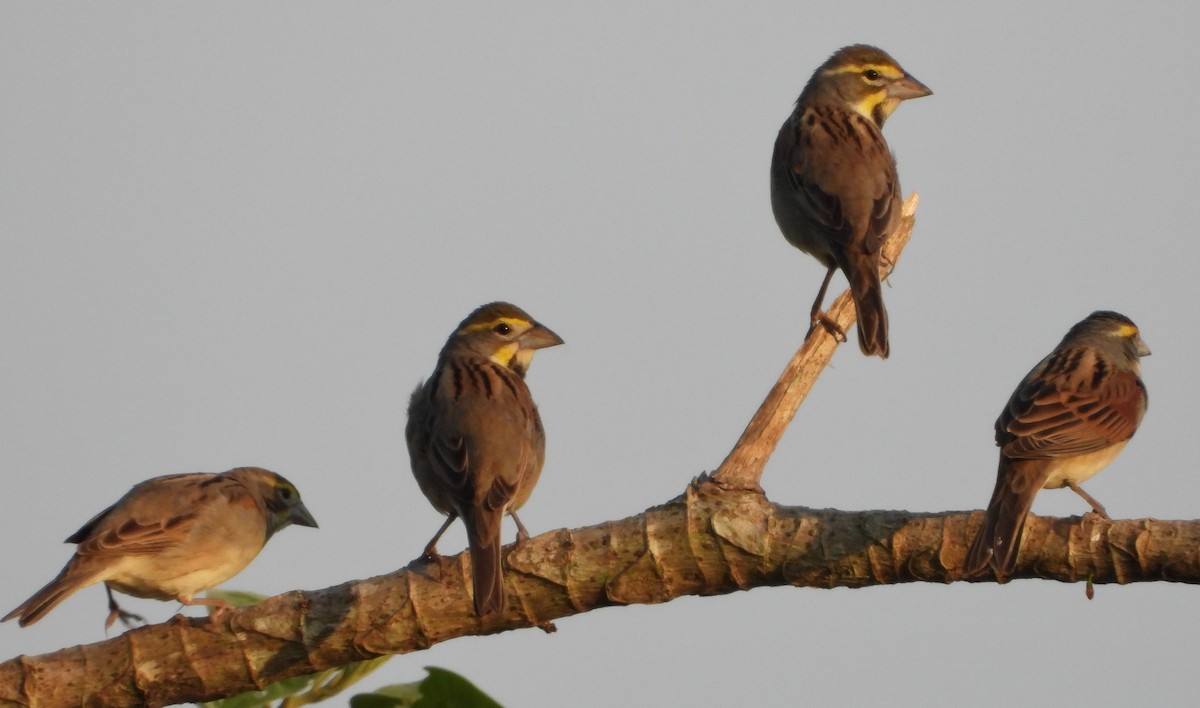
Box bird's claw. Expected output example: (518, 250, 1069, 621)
(808, 313, 847, 343)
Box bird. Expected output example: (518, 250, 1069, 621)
(963, 311, 1150, 578)
(770, 44, 931, 358)
(3, 466, 318, 629)
(406, 302, 563, 616)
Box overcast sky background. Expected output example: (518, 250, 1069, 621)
(2, 3, 1198, 706)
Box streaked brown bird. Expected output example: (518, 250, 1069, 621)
(3, 466, 317, 629)
(964, 311, 1150, 578)
(406, 302, 563, 616)
(771, 44, 931, 357)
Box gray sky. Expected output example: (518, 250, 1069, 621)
(2, 2, 1197, 706)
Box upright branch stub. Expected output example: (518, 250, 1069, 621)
(710, 193, 919, 491)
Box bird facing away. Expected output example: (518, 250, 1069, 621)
(3, 466, 317, 629)
(406, 302, 563, 616)
(963, 312, 1150, 578)
(771, 44, 931, 357)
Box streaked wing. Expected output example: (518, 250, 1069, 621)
(65, 472, 214, 560)
(864, 173, 899, 254)
(429, 430, 478, 499)
(73, 506, 199, 559)
(426, 358, 533, 514)
(777, 105, 898, 252)
(998, 367, 1146, 459)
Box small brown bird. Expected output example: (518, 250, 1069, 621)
(964, 312, 1150, 578)
(771, 44, 931, 357)
(3, 467, 318, 628)
(406, 302, 563, 616)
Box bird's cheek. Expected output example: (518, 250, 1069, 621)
(879, 97, 902, 119)
(489, 343, 520, 368)
(512, 349, 535, 372)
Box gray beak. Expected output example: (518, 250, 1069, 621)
(889, 74, 933, 100)
(520, 322, 565, 350)
(289, 501, 319, 529)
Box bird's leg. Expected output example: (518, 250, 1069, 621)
(422, 514, 458, 561)
(179, 595, 235, 622)
(807, 266, 847, 342)
(1067, 482, 1110, 519)
(104, 585, 144, 630)
(880, 252, 897, 280)
(509, 510, 531, 544)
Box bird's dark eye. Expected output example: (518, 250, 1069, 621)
(494, 322, 512, 335)
(280, 487, 293, 500)
(863, 69, 880, 80)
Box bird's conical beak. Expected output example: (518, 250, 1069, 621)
(520, 323, 564, 350)
(289, 502, 319, 529)
(1136, 337, 1151, 357)
(889, 74, 932, 100)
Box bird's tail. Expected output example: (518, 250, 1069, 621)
(848, 267, 889, 358)
(465, 512, 506, 616)
(964, 458, 1044, 578)
(2, 565, 92, 627)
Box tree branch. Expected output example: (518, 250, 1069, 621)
(3, 487, 1199, 707)
(711, 194, 918, 491)
(4, 193, 1196, 707)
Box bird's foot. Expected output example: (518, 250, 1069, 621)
(104, 587, 145, 631)
(880, 253, 897, 280)
(510, 511, 532, 545)
(807, 312, 847, 343)
(206, 603, 236, 623)
(178, 596, 235, 623)
(105, 605, 145, 631)
(1068, 482, 1109, 519)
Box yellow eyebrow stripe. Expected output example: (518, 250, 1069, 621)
(458, 317, 530, 335)
(822, 63, 903, 80)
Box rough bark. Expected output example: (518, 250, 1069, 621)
(712, 194, 918, 492)
(3, 195, 1195, 707)
(3, 489, 1199, 707)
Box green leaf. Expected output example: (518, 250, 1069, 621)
(351, 667, 503, 708)
(204, 588, 268, 609)
(349, 682, 423, 708)
(198, 658, 396, 708)
(416, 667, 503, 708)
(196, 673, 314, 708)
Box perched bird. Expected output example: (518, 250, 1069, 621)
(3, 467, 318, 629)
(406, 302, 563, 616)
(964, 312, 1150, 578)
(771, 44, 931, 357)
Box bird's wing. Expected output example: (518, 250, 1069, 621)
(775, 104, 899, 253)
(998, 365, 1146, 459)
(66, 473, 216, 558)
(426, 361, 537, 516)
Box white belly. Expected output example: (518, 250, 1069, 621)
(102, 541, 263, 602)
(1042, 442, 1127, 489)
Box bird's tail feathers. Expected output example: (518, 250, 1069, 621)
(964, 459, 1044, 578)
(849, 269, 889, 358)
(2, 566, 93, 627)
(464, 512, 506, 617)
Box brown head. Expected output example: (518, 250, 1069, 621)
(442, 301, 564, 377)
(800, 44, 932, 126)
